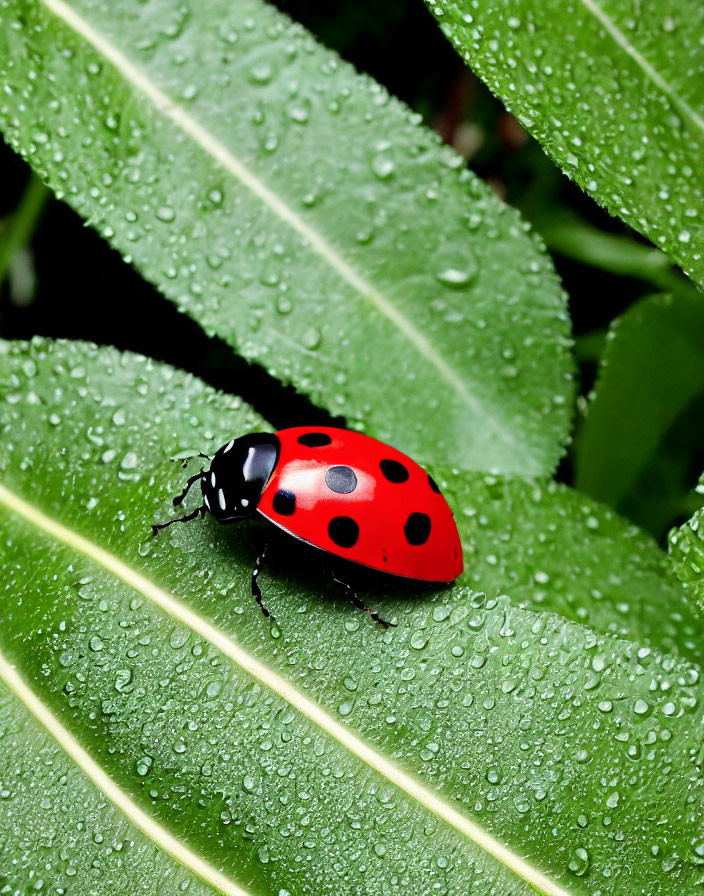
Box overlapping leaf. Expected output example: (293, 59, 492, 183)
(1, 339, 702, 895)
(575, 292, 704, 533)
(447, 470, 703, 662)
(0, 0, 573, 474)
(670, 485, 704, 615)
(426, 0, 704, 286)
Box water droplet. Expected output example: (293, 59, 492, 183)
(410, 630, 428, 649)
(249, 62, 273, 85)
(156, 205, 176, 222)
(302, 326, 321, 350)
(136, 755, 153, 777)
(121, 451, 138, 470)
(338, 700, 354, 716)
(243, 774, 256, 792)
(568, 846, 590, 876)
(114, 668, 133, 692)
(169, 629, 189, 650)
(288, 99, 311, 124)
(371, 153, 395, 180)
(435, 267, 474, 289)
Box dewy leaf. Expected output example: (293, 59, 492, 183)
(0, 0, 573, 475)
(670, 489, 704, 614)
(426, 0, 704, 287)
(1, 338, 702, 895)
(575, 292, 704, 508)
(0, 681, 239, 896)
(443, 470, 704, 663)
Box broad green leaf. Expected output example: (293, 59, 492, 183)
(1, 338, 702, 895)
(608, 391, 704, 540)
(446, 471, 704, 663)
(575, 293, 704, 511)
(0, 0, 573, 475)
(426, 0, 704, 286)
(0, 683, 219, 895)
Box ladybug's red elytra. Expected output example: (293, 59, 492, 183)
(153, 427, 463, 625)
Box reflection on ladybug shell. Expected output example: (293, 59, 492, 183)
(256, 426, 463, 583)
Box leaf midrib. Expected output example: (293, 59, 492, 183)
(0, 482, 574, 896)
(38, 0, 528, 464)
(0, 652, 250, 896)
(577, 0, 704, 136)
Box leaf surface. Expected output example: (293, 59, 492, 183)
(0, 680, 225, 895)
(0, 339, 702, 896)
(446, 470, 704, 662)
(670, 490, 704, 615)
(575, 292, 704, 510)
(426, 0, 704, 286)
(0, 0, 573, 474)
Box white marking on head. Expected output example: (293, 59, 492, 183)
(242, 446, 256, 480)
(210, 472, 216, 488)
(218, 489, 226, 511)
(203, 494, 210, 510)
(223, 439, 235, 453)
(241, 498, 249, 508)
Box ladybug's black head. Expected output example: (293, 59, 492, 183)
(201, 433, 280, 522)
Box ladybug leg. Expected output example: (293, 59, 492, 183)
(151, 503, 206, 536)
(172, 472, 205, 507)
(251, 541, 272, 619)
(330, 569, 395, 629)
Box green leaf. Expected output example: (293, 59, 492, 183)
(426, 0, 704, 286)
(670, 486, 704, 614)
(615, 392, 704, 539)
(534, 209, 692, 296)
(0, 0, 573, 475)
(575, 293, 704, 512)
(1, 338, 702, 895)
(446, 471, 704, 663)
(0, 172, 50, 302)
(0, 682, 221, 895)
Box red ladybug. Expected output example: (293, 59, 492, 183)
(153, 427, 463, 625)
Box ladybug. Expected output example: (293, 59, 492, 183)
(153, 427, 463, 625)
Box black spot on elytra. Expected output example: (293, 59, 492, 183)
(379, 458, 409, 483)
(297, 432, 332, 447)
(325, 465, 358, 494)
(328, 516, 359, 548)
(272, 489, 296, 516)
(428, 474, 441, 494)
(404, 512, 431, 546)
